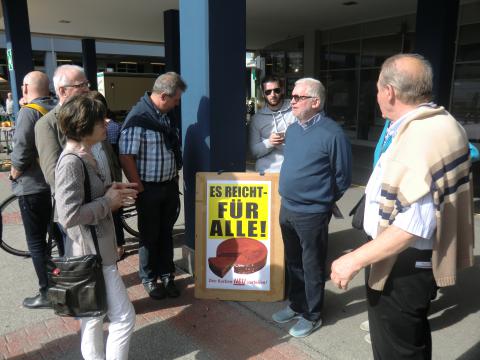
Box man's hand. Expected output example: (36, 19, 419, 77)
(330, 252, 362, 290)
(9, 167, 22, 181)
(269, 132, 285, 146)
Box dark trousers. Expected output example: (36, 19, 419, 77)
(136, 180, 179, 283)
(18, 191, 52, 293)
(279, 205, 330, 321)
(367, 248, 436, 360)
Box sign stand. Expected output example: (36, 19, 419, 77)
(194, 172, 284, 301)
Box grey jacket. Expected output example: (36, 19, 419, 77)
(248, 99, 296, 172)
(35, 104, 121, 194)
(11, 97, 57, 196)
(55, 151, 117, 265)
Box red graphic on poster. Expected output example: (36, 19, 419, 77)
(208, 237, 268, 278)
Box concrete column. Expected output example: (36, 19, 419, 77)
(164, 9, 182, 143)
(304, 30, 321, 78)
(1, 0, 34, 116)
(81, 38, 98, 90)
(180, 0, 246, 250)
(44, 50, 57, 93)
(164, 9, 180, 73)
(415, 0, 459, 108)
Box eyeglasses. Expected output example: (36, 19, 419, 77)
(264, 88, 281, 96)
(63, 81, 90, 89)
(291, 95, 316, 103)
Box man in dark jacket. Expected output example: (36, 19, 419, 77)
(9, 71, 57, 308)
(119, 72, 186, 300)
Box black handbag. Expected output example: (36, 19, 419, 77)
(349, 194, 366, 230)
(47, 154, 107, 317)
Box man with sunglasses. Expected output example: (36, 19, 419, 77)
(273, 78, 351, 338)
(249, 76, 295, 172)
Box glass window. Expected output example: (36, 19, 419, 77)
(361, 35, 401, 68)
(286, 77, 299, 97)
(286, 52, 303, 74)
(451, 63, 480, 140)
(328, 41, 360, 70)
(326, 70, 358, 135)
(319, 45, 329, 70)
(265, 51, 285, 74)
(456, 23, 480, 62)
(358, 69, 384, 141)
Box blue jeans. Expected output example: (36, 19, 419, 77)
(136, 180, 179, 283)
(279, 205, 330, 322)
(18, 191, 52, 293)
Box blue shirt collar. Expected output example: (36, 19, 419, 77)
(297, 111, 323, 130)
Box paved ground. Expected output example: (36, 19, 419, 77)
(1, 149, 480, 359)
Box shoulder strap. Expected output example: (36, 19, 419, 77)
(22, 103, 49, 116)
(64, 153, 103, 263)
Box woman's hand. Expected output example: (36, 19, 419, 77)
(105, 182, 138, 211)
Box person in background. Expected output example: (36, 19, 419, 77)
(5, 92, 14, 117)
(106, 110, 122, 157)
(119, 72, 186, 300)
(104, 107, 126, 257)
(331, 54, 474, 359)
(9, 71, 57, 309)
(249, 76, 296, 172)
(55, 93, 137, 360)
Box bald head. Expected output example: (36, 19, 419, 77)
(379, 53, 433, 105)
(22, 71, 50, 103)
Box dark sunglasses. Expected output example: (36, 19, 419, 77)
(264, 88, 281, 95)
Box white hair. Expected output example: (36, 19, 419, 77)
(53, 65, 85, 95)
(295, 77, 326, 110)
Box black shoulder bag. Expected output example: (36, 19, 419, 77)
(47, 154, 107, 317)
(349, 194, 366, 230)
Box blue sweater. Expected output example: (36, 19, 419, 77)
(279, 114, 352, 213)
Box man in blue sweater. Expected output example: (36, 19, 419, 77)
(274, 78, 352, 337)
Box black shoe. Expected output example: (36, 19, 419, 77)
(162, 277, 180, 298)
(143, 281, 166, 300)
(23, 293, 52, 309)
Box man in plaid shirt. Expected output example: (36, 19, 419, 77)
(119, 72, 186, 299)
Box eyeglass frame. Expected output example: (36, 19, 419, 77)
(264, 88, 281, 96)
(62, 81, 90, 89)
(291, 95, 317, 103)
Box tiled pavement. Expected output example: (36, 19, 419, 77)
(0, 253, 315, 360)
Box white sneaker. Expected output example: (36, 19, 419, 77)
(360, 320, 370, 332)
(364, 333, 371, 344)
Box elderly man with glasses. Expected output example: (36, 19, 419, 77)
(249, 76, 296, 172)
(34, 65, 121, 255)
(35, 65, 92, 190)
(272, 77, 351, 338)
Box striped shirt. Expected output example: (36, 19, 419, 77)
(119, 114, 177, 183)
(106, 120, 121, 145)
